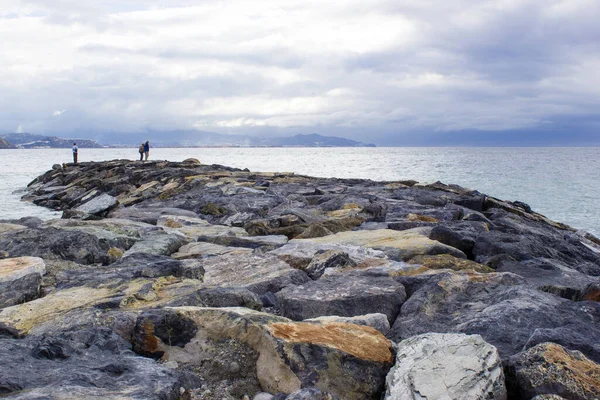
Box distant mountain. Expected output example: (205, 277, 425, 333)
(0, 137, 14, 149)
(98, 131, 375, 148)
(262, 134, 375, 147)
(0, 133, 103, 149)
(1, 131, 375, 148)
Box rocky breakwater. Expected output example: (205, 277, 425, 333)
(0, 158, 598, 399)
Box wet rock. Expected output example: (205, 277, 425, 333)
(132, 307, 393, 399)
(0, 257, 45, 308)
(202, 253, 309, 295)
(505, 342, 600, 400)
(384, 333, 506, 400)
(277, 271, 406, 323)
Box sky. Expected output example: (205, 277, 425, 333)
(1, 0, 599, 145)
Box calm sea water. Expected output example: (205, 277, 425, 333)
(0, 147, 598, 236)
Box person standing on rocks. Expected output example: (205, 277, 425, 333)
(138, 143, 144, 161)
(72, 143, 78, 164)
(143, 141, 150, 161)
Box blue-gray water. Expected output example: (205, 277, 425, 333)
(0, 147, 598, 236)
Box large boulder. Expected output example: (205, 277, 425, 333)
(0, 257, 45, 308)
(132, 307, 394, 399)
(384, 333, 506, 400)
(0, 227, 117, 265)
(277, 271, 406, 323)
(505, 342, 600, 400)
(391, 271, 600, 361)
(0, 327, 200, 398)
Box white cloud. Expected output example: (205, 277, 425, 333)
(0, 0, 599, 141)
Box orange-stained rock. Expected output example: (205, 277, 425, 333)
(506, 342, 600, 400)
(269, 321, 393, 363)
(131, 307, 393, 399)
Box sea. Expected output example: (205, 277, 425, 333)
(0, 147, 598, 236)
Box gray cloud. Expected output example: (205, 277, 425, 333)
(1, 0, 599, 144)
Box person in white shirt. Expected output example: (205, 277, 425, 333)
(72, 143, 78, 164)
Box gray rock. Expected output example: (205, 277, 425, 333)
(75, 193, 118, 215)
(202, 253, 310, 295)
(0, 327, 200, 398)
(304, 249, 357, 279)
(197, 234, 288, 251)
(0, 257, 45, 308)
(108, 206, 198, 224)
(505, 342, 600, 400)
(384, 333, 506, 400)
(123, 231, 190, 257)
(391, 271, 600, 361)
(277, 271, 406, 323)
(56, 253, 203, 289)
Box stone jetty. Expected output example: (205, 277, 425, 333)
(0, 159, 599, 399)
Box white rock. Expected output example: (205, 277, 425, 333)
(385, 332, 506, 400)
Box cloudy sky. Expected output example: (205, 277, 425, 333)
(1, 0, 599, 145)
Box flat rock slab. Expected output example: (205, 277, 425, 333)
(108, 206, 198, 224)
(122, 231, 190, 257)
(171, 241, 253, 259)
(202, 254, 309, 295)
(505, 342, 600, 400)
(277, 271, 406, 323)
(157, 215, 248, 239)
(75, 193, 117, 215)
(56, 253, 203, 289)
(304, 313, 390, 336)
(384, 333, 506, 400)
(0, 257, 46, 308)
(133, 307, 393, 399)
(197, 234, 289, 251)
(287, 228, 466, 261)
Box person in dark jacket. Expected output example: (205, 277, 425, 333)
(72, 143, 78, 164)
(143, 141, 150, 161)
